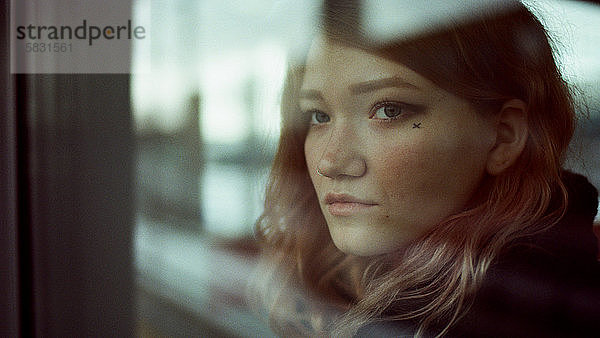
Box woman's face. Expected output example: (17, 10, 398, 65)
(302, 38, 497, 256)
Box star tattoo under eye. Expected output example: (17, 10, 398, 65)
(412, 122, 422, 128)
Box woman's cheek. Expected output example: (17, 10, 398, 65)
(377, 136, 430, 181)
(377, 135, 455, 201)
(304, 135, 321, 172)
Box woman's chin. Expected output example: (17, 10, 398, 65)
(330, 232, 408, 257)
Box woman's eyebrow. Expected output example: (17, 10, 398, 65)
(349, 77, 419, 94)
(299, 77, 419, 101)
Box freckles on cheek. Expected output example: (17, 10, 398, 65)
(304, 140, 319, 171)
(375, 141, 433, 198)
(380, 141, 428, 176)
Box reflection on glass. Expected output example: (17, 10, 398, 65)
(131, 0, 600, 336)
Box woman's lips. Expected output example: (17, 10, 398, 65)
(324, 193, 377, 216)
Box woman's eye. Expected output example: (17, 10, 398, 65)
(370, 102, 404, 120)
(310, 110, 331, 124)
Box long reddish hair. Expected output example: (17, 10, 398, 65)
(251, 2, 575, 336)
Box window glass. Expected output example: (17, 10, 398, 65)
(131, 1, 600, 336)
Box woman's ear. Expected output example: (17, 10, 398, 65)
(486, 99, 529, 176)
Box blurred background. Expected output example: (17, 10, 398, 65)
(2, 0, 599, 337)
(130, 0, 318, 336)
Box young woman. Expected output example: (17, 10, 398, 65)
(251, 1, 600, 336)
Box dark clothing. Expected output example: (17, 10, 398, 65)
(447, 171, 600, 337)
(359, 172, 600, 337)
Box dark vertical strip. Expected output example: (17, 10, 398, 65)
(0, 0, 21, 336)
(7, 1, 136, 336)
(15, 75, 34, 338)
(23, 74, 135, 337)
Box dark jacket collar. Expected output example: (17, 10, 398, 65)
(447, 171, 600, 337)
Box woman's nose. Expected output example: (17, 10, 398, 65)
(316, 123, 366, 179)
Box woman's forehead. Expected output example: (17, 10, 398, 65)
(301, 38, 433, 92)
